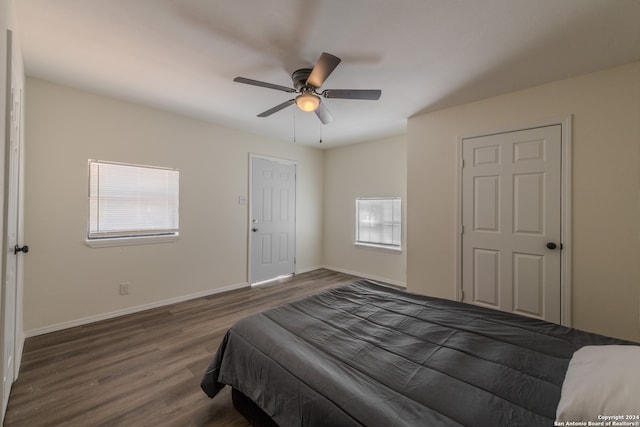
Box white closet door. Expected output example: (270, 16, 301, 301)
(462, 125, 562, 323)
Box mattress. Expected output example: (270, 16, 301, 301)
(201, 280, 627, 426)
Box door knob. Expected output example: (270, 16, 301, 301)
(14, 244, 29, 254)
(252, 228, 259, 232)
(546, 242, 557, 250)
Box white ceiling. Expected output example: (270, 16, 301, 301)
(15, 0, 640, 148)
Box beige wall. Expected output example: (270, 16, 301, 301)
(323, 135, 406, 286)
(24, 78, 324, 333)
(407, 62, 640, 341)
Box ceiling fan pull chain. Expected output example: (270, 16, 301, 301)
(293, 108, 296, 144)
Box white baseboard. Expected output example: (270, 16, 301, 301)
(323, 266, 406, 288)
(24, 267, 405, 338)
(24, 281, 249, 338)
(295, 265, 325, 275)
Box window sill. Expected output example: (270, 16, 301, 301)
(86, 234, 179, 248)
(354, 242, 402, 253)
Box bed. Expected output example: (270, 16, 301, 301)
(201, 279, 638, 426)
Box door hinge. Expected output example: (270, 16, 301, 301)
(460, 290, 465, 301)
(461, 159, 465, 168)
(460, 225, 464, 234)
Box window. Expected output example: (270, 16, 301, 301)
(355, 198, 402, 250)
(87, 160, 179, 246)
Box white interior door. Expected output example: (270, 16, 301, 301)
(250, 156, 296, 284)
(461, 125, 562, 323)
(2, 29, 24, 415)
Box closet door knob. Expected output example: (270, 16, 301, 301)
(546, 242, 557, 250)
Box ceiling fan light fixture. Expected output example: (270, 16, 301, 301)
(295, 92, 320, 112)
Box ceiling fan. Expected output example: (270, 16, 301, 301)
(233, 52, 381, 124)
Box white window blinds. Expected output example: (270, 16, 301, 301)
(355, 198, 402, 248)
(88, 161, 179, 239)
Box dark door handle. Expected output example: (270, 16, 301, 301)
(14, 244, 29, 254)
(252, 228, 259, 232)
(546, 242, 557, 250)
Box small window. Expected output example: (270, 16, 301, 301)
(355, 198, 402, 250)
(87, 160, 179, 246)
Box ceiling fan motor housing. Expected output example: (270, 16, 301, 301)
(292, 68, 314, 90)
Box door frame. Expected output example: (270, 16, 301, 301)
(247, 153, 297, 285)
(455, 116, 572, 326)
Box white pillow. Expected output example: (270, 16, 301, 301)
(556, 345, 640, 422)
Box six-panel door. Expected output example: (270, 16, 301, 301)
(461, 125, 562, 323)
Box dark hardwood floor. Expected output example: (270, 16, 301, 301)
(5, 269, 359, 426)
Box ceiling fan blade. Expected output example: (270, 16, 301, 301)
(234, 77, 296, 93)
(257, 99, 296, 117)
(322, 89, 382, 100)
(306, 52, 341, 88)
(314, 101, 334, 125)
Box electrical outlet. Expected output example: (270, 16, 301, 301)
(119, 282, 130, 295)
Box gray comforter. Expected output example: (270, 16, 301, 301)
(201, 280, 626, 426)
